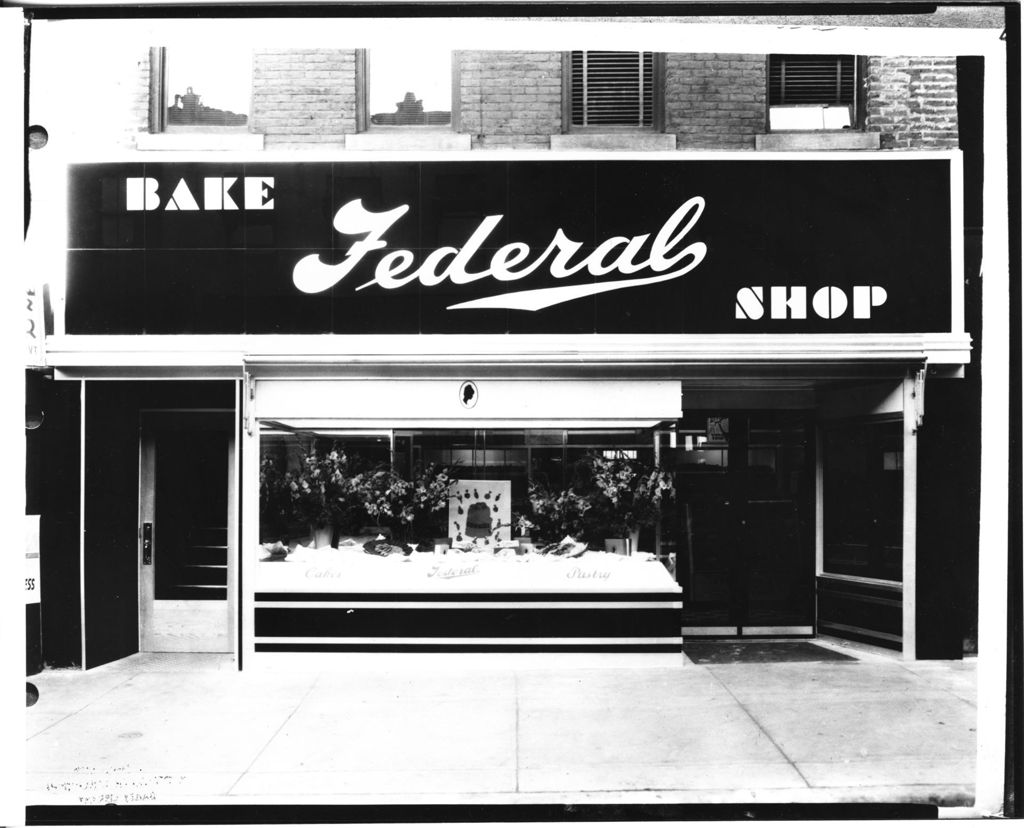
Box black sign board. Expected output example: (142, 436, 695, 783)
(66, 160, 954, 335)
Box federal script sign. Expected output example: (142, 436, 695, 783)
(66, 159, 954, 335)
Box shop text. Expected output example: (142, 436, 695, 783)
(735, 285, 888, 320)
(292, 198, 707, 311)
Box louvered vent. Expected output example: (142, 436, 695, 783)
(571, 51, 654, 127)
(768, 55, 856, 105)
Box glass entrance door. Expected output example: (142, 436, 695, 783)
(667, 412, 814, 635)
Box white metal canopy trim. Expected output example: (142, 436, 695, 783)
(46, 333, 973, 378)
(253, 379, 683, 423)
(261, 420, 672, 430)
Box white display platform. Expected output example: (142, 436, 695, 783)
(254, 548, 682, 594)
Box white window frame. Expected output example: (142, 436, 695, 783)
(140, 47, 262, 151)
(355, 49, 460, 133)
(767, 54, 864, 133)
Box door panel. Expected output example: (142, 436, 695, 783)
(672, 412, 814, 635)
(140, 416, 232, 653)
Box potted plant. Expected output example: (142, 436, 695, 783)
(407, 463, 458, 546)
(360, 465, 412, 542)
(361, 462, 457, 548)
(579, 452, 675, 553)
(260, 444, 371, 547)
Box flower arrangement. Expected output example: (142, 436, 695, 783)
(260, 446, 457, 545)
(377, 463, 458, 543)
(408, 463, 458, 535)
(361, 465, 414, 528)
(266, 445, 370, 533)
(525, 479, 592, 540)
(516, 453, 675, 544)
(583, 452, 675, 537)
(260, 443, 377, 539)
(512, 512, 537, 538)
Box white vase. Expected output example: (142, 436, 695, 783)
(312, 525, 334, 549)
(628, 529, 641, 555)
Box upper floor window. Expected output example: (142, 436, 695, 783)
(149, 47, 250, 132)
(567, 51, 663, 130)
(358, 48, 452, 129)
(768, 54, 859, 130)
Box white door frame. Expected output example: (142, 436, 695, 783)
(137, 410, 236, 654)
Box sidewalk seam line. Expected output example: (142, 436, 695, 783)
(27, 671, 142, 741)
(897, 663, 978, 709)
(224, 673, 323, 796)
(704, 666, 813, 789)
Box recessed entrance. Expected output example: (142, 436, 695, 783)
(668, 411, 815, 636)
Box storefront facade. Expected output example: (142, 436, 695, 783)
(24, 15, 995, 670)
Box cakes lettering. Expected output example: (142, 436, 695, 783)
(292, 197, 707, 311)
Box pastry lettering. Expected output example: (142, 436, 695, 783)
(566, 568, 612, 580)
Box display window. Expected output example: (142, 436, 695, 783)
(255, 425, 680, 595)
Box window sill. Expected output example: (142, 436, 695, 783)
(550, 134, 677, 151)
(755, 132, 880, 151)
(345, 132, 471, 151)
(136, 132, 265, 151)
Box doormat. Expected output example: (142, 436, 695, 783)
(683, 641, 857, 664)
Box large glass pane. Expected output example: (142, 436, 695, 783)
(368, 49, 451, 126)
(165, 48, 249, 127)
(154, 428, 228, 600)
(742, 413, 814, 626)
(259, 431, 392, 545)
(256, 426, 679, 590)
(823, 420, 903, 581)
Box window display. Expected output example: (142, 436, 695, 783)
(256, 426, 679, 594)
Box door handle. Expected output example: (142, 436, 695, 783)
(142, 522, 153, 565)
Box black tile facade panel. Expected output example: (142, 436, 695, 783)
(66, 159, 954, 336)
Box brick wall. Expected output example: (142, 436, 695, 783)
(865, 57, 959, 149)
(457, 51, 561, 149)
(127, 49, 960, 152)
(251, 50, 356, 149)
(665, 54, 767, 150)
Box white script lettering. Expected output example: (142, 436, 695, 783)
(566, 568, 612, 580)
(292, 198, 707, 311)
(427, 563, 481, 580)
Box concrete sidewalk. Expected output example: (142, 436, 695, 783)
(25, 646, 977, 808)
